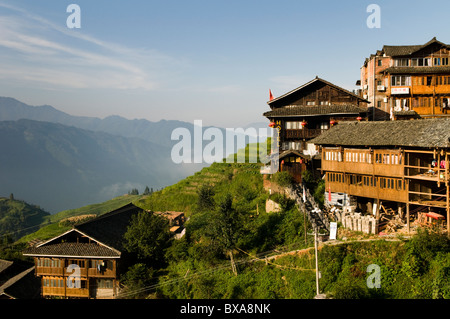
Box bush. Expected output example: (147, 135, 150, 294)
(120, 263, 154, 299)
(273, 171, 293, 187)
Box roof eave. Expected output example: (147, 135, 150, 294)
(35, 228, 122, 256)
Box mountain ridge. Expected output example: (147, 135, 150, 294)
(0, 118, 198, 213)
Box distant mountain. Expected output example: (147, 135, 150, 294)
(0, 97, 269, 213)
(0, 97, 270, 145)
(0, 119, 198, 213)
(0, 97, 193, 147)
(0, 196, 50, 241)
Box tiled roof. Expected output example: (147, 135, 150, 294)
(74, 203, 143, 252)
(383, 45, 423, 57)
(0, 260, 13, 274)
(23, 242, 120, 258)
(263, 105, 367, 118)
(23, 203, 145, 258)
(381, 66, 450, 74)
(311, 118, 450, 148)
(267, 77, 369, 106)
(0, 267, 40, 299)
(382, 37, 449, 57)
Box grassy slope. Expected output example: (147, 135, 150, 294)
(18, 194, 142, 243)
(0, 197, 50, 240)
(17, 141, 270, 243)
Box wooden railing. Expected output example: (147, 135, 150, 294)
(36, 266, 115, 278)
(42, 287, 89, 298)
(283, 129, 323, 139)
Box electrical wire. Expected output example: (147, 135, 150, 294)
(116, 240, 316, 299)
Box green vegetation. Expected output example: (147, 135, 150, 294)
(0, 197, 50, 241)
(7, 139, 450, 299)
(18, 194, 142, 243)
(124, 211, 172, 268)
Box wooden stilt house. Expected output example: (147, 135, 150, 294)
(311, 118, 450, 233)
(263, 77, 369, 182)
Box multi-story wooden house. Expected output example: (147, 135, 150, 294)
(263, 77, 368, 182)
(360, 37, 450, 120)
(311, 118, 450, 233)
(23, 203, 143, 299)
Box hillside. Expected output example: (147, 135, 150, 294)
(18, 194, 142, 244)
(0, 119, 198, 212)
(0, 97, 269, 213)
(11, 140, 450, 299)
(17, 141, 271, 243)
(0, 196, 50, 241)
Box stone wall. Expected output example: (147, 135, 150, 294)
(333, 207, 378, 234)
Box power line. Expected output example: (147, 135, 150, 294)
(117, 240, 316, 299)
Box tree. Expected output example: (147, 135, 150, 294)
(208, 194, 242, 275)
(120, 263, 154, 299)
(197, 185, 215, 212)
(128, 188, 139, 195)
(143, 186, 150, 195)
(124, 211, 171, 267)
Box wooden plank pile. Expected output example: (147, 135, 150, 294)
(378, 205, 405, 234)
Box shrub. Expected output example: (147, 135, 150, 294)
(273, 171, 293, 187)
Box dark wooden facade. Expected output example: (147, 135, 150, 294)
(23, 203, 143, 299)
(263, 77, 368, 182)
(312, 119, 450, 233)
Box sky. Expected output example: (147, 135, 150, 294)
(0, 0, 449, 127)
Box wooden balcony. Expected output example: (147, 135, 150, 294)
(321, 148, 404, 177)
(326, 180, 408, 203)
(42, 286, 90, 298)
(36, 266, 115, 278)
(283, 128, 323, 139)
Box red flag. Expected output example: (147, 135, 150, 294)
(328, 186, 332, 202)
(269, 89, 274, 101)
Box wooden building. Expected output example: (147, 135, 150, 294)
(311, 118, 450, 233)
(263, 77, 368, 182)
(0, 259, 40, 299)
(360, 37, 450, 120)
(23, 203, 143, 299)
(155, 211, 186, 238)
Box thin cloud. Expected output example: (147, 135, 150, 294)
(0, 2, 180, 90)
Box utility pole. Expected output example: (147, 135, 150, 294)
(308, 226, 324, 298)
(314, 227, 320, 296)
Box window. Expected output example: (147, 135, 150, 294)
(307, 101, 315, 106)
(391, 75, 411, 86)
(43, 278, 64, 287)
(288, 141, 301, 151)
(411, 58, 431, 66)
(98, 279, 113, 289)
(394, 59, 409, 67)
(442, 57, 449, 66)
(434, 58, 441, 66)
(285, 121, 302, 130)
(378, 59, 382, 66)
